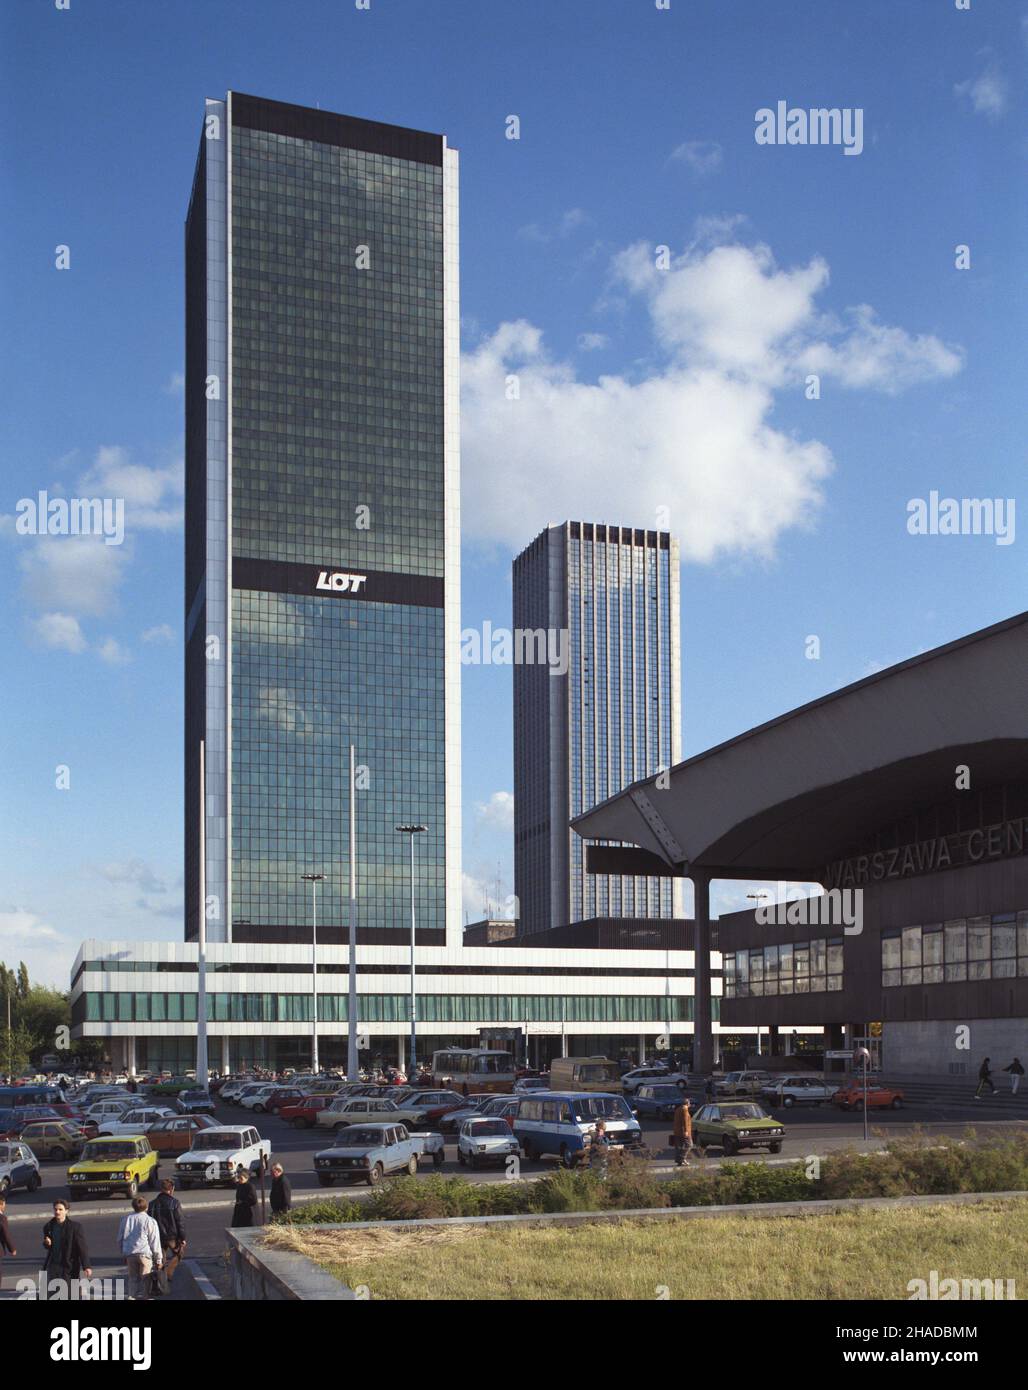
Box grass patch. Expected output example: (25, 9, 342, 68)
(266, 1199, 1028, 1300)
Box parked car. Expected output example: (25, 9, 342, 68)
(316, 1097, 404, 1133)
(17, 1121, 87, 1162)
(620, 1065, 689, 1094)
(235, 1084, 278, 1111)
(262, 1087, 306, 1115)
(177, 1089, 216, 1115)
(514, 1092, 642, 1167)
(631, 1083, 691, 1120)
(438, 1094, 494, 1134)
(219, 1080, 251, 1103)
(457, 1117, 521, 1169)
(691, 1101, 785, 1155)
(279, 1095, 336, 1129)
(479, 1096, 520, 1129)
(84, 1099, 136, 1125)
(1, 1106, 63, 1135)
(144, 1115, 220, 1155)
(0, 1140, 42, 1194)
(712, 1070, 774, 1097)
(513, 1076, 550, 1096)
(67, 1136, 160, 1200)
(760, 1076, 837, 1108)
(832, 1083, 905, 1111)
(96, 1106, 178, 1137)
(406, 1092, 469, 1129)
(174, 1125, 271, 1188)
(313, 1123, 444, 1186)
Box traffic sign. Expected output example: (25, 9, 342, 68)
(825, 1049, 854, 1059)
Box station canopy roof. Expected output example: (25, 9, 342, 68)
(571, 611, 1028, 882)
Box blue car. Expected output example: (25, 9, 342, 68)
(631, 1083, 691, 1121)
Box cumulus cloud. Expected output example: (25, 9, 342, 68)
(142, 623, 175, 644)
(31, 612, 87, 653)
(79, 445, 183, 532)
(460, 234, 963, 559)
(461, 869, 517, 922)
(671, 140, 723, 175)
(955, 59, 1008, 118)
(577, 332, 609, 352)
(19, 535, 127, 619)
(476, 791, 515, 832)
(97, 636, 132, 665)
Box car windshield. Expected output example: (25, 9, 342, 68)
(192, 1133, 240, 1150)
(573, 1096, 633, 1121)
(578, 1065, 617, 1081)
(83, 1143, 135, 1161)
(469, 1121, 511, 1137)
(723, 1105, 765, 1121)
(334, 1128, 386, 1147)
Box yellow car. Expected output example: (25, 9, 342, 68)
(67, 1135, 160, 1201)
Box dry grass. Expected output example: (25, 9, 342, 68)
(263, 1200, 1028, 1300)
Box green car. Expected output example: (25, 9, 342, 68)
(691, 1101, 785, 1155)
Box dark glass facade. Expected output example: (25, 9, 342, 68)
(185, 94, 459, 945)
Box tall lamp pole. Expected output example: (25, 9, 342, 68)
(301, 873, 325, 1074)
(395, 825, 427, 1080)
(347, 745, 360, 1083)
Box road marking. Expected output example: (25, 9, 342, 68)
(184, 1259, 222, 1300)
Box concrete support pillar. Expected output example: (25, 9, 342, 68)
(220, 1036, 230, 1077)
(691, 869, 713, 1076)
(637, 1033, 647, 1066)
(126, 1036, 137, 1078)
(398, 1036, 405, 1073)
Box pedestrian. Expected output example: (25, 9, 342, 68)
(672, 1097, 694, 1167)
(232, 1170, 258, 1228)
(150, 1178, 186, 1276)
(269, 1163, 292, 1217)
(0, 1194, 16, 1280)
(117, 1196, 163, 1300)
(974, 1058, 997, 1098)
(1002, 1058, 1025, 1095)
(704, 1076, 716, 1105)
(42, 1199, 92, 1289)
(587, 1119, 610, 1180)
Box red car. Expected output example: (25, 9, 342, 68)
(279, 1095, 336, 1129)
(832, 1083, 904, 1111)
(263, 1087, 306, 1115)
(410, 1092, 469, 1128)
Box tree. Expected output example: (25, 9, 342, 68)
(16, 963, 30, 1000)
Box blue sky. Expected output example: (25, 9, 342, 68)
(1, 0, 1024, 985)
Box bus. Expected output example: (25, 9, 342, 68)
(431, 1049, 516, 1095)
(548, 1057, 623, 1093)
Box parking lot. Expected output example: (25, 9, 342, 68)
(3, 1082, 1026, 1285)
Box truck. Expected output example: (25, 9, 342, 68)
(313, 1122, 445, 1186)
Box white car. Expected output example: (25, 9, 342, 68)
(513, 1077, 550, 1095)
(96, 1106, 177, 1136)
(0, 1140, 41, 1195)
(84, 1098, 136, 1124)
(760, 1076, 837, 1107)
(620, 1066, 689, 1094)
(238, 1085, 281, 1113)
(174, 1125, 271, 1188)
(456, 1117, 521, 1169)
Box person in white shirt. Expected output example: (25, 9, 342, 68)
(117, 1196, 163, 1300)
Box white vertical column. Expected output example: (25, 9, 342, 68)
(441, 141, 463, 948)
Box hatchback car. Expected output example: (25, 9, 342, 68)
(17, 1121, 87, 1162)
(691, 1101, 785, 1155)
(0, 1141, 42, 1194)
(144, 1114, 219, 1155)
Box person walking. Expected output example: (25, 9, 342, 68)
(587, 1119, 610, 1181)
(1002, 1058, 1025, 1096)
(232, 1170, 258, 1227)
(269, 1163, 292, 1218)
(150, 1178, 186, 1277)
(0, 1194, 16, 1282)
(974, 1058, 997, 1098)
(704, 1076, 716, 1105)
(117, 1196, 163, 1300)
(672, 1097, 694, 1167)
(42, 1199, 92, 1287)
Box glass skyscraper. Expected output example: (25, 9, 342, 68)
(185, 94, 461, 948)
(513, 522, 682, 935)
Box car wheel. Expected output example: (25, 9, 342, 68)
(317, 1174, 335, 1187)
(520, 1139, 535, 1162)
(333, 1124, 349, 1137)
(782, 1096, 794, 1108)
(292, 1118, 306, 1130)
(457, 1148, 466, 1165)
(559, 1144, 575, 1169)
(50, 1147, 66, 1162)
(722, 1136, 737, 1156)
(28, 1172, 41, 1192)
(891, 1097, 902, 1109)
(407, 1155, 418, 1176)
(0, 1177, 9, 1195)
(367, 1162, 384, 1187)
(126, 1180, 138, 1198)
(769, 1142, 782, 1154)
(254, 1105, 265, 1113)
(433, 1150, 444, 1167)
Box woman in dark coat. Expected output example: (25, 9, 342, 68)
(269, 1163, 292, 1216)
(231, 1171, 258, 1228)
(42, 1199, 91, 1280)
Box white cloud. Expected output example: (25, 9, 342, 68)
(955, 60, 1008, 118)
(0, 907, 61, 943)
(476, 791, 515, 832)
(461, 869, 516, 922)
(19, 535, 127, 619)
(164, 371, 185, 395)
(96, 860, 169, 895)
(577, 332, 609, 352)
(79, 445, 183, 532)
(31, 612, 87, 653)
(671, 139, 723, 175)
(142, 623, 175, 644)
(461, 234, 963, 560)
(97, 636, 131, 665)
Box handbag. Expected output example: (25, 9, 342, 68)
(150, 1264, 169, 1297)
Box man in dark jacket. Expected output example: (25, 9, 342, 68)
(151, 1178, 186, 1269)
(975, 1058, 997, 1098)
(231, 1171, 258, 1228)
(42, 1199, 91, 1283)
(269, 1163, 292, 1217)
(0, 1194, 16, 1280)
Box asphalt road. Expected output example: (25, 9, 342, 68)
(2, 1089, 1024, 1288)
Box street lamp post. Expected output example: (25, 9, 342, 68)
(395, 825, 426, 1081)
(301, 873, 325, 1074)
